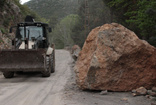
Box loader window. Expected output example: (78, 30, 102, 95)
(17, 26, 43, 40)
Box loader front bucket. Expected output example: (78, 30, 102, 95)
(0, 49, 46, 72)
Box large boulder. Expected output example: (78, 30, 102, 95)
(75, 23, 156, 91)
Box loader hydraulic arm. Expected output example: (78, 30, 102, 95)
(12, 38, 22, 49)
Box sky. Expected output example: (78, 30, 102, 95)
(20, 0, 31, 4)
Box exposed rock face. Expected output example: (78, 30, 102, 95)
(75, 23, 156, 91)
(0, 0, 23, 49)
(0, 0, 23, 28)
(10, 2, 21, 15)
(0, 33, 12, 49)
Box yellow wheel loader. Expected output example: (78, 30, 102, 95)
(0, 16, 55, 78)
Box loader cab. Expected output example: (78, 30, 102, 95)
(13, 22, 51, 49)
(17, 25, 43, 40)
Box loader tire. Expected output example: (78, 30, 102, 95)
(3, 72, 14, 78)
(51, 51, 55, 73)
(42, 56, 51, 77)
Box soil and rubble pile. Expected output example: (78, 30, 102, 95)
(75, 23, 156, 91)
(71, 45, 81, 61)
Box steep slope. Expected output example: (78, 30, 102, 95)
(0, 0, 40, 49)
(0, 0, 22, 31)
(0, 0, 22, 49)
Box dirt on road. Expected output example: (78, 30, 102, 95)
(0, 50, 155, 105)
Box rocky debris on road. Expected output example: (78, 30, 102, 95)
(100, 90, 108, 95)
(148, 91, 156, 97)
(71, 45, 81, 61)
(75, 23, 156, 91)
(132, 87, 156, 100)
(63, 60, 155, 105)
(152, 87, 156, 92)
(121, 98, 128, 102)
(132, 87, 147, 96)
(132, 89, 137, 93)
(136, 87, 147, 95)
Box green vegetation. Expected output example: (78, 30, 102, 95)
(27, 0, 156, 47)
(103, 0, 156, 46)
(50, 14, 80, 49)
(26, 0, 79, 28)
(0, 0, 48, 35)
(0, 0, 6, 10)
(71, 0, 111, 47)
(13, 0, 42, 21)
(0, 27, 7, 34)
(27, 0, 80, 48)
(3, 18, 10, 27)
(0, 40, 4, 44)
(27, 0, 112, 48)
(26, 0, 79, 18)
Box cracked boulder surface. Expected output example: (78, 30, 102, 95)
(75, 23, 156, 91)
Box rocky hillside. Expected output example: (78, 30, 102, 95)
(0, 0, 22, 33)
(0, 0, 40, 49)
(0, 0, 21, 49)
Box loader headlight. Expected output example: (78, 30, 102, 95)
(19, 24, 24, 26)
(42, 37, 46, 40)
(37, 24, 41, 27)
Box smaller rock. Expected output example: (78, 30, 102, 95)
(132, 89, 136, 93)
(132, 93, 137, 97)
(100, 90, 108, 95)
(145, 95, 150, 98)
(149, 96, 155, 100)
(152, 87, 156, 92)
(136, 87, 147, 95)
(147, 90, 156, 97)
(152, 93, 156, 97)
(151, 103, 156, 105)
(121, 98, 128, 101)
(148, 90, 153, 94)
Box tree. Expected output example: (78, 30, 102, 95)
(71, 0, 112, 47)
(103, 0, 156, 46)
(126, 0, 156, 40)
(50, 14, 79, 48)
